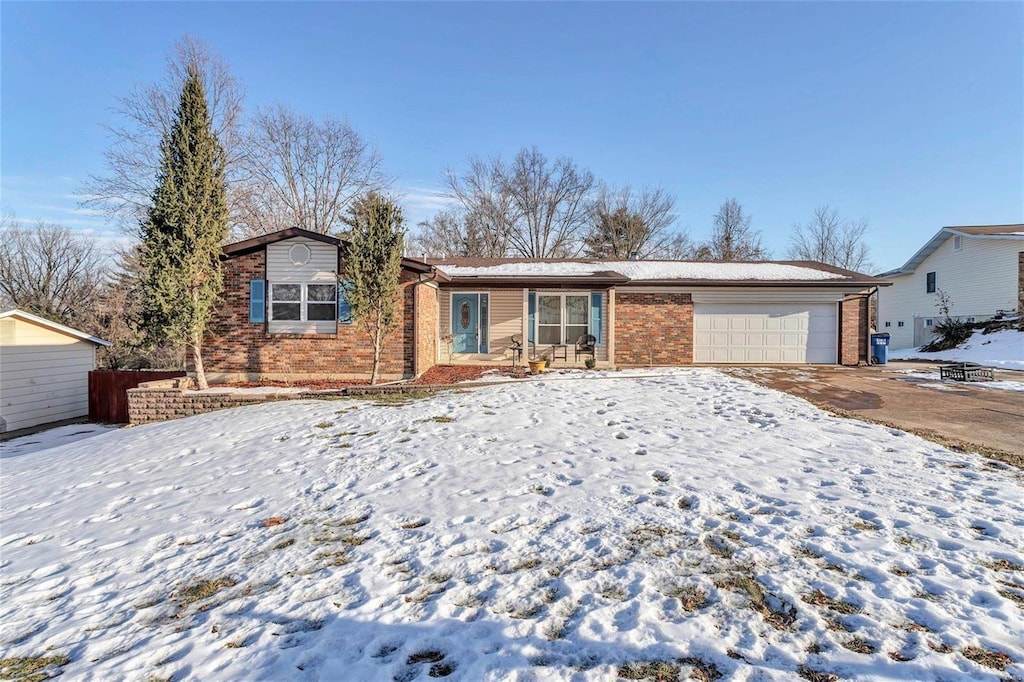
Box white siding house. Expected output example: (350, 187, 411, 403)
(876, 225, 1024, 348)
(0, 310, 110, 434)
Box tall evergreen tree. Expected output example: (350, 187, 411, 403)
(344, 192, 405, 385)
(140, 63, 229, 390)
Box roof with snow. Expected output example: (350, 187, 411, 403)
(0, 309, 111, 346)
(877, 224, 1024, 277)
(430, 258, 884, 286)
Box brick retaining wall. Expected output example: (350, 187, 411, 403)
(127, 378, 306, 425)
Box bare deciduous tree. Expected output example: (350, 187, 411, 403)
(412, 208, 509, 258)
(787, 205, 871, 272)
(0, 217, 106, 325)
(435, 156, 516, 256)
(233, 103, 388, 237)
(503, 147, 595, 258)
(699, 198, 769, 261)
(583, 184, 683, 259)
(82, 36, 245, 232)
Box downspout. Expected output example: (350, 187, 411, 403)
(865, 286, 879, 365)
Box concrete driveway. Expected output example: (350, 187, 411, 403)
(725, 362, 1024, 467)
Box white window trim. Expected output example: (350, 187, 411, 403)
(535, 291, 591, 346)
(953, 235, 962, 252)
(269, 282, 337, 323)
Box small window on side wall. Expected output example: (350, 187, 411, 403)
(926, 272, 936, 293)
(884, 321, 891, 328)
(897, 321, 905, 327)
(953, 235, 962, 252)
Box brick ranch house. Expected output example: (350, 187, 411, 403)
(202, 228, 889, 382)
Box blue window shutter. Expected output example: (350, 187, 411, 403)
(527, 293, 536, 344)
(591, 292, 603, 345)
(338, 280, 353, 324)
(249, 280, 265, 323)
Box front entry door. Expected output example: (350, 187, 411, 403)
(452, 294, 479, 353)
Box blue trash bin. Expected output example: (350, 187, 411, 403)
(871, 333, 890, 365)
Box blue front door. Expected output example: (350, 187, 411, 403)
(452, 294, 479, 353)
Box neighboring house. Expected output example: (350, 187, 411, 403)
(876, 225, 1024, 349)
(0, 309, 110, 435)
(203, 228, 885, 382)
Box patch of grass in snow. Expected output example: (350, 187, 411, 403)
(841, 637, 876, 654)
(928, 640, 953, 654)
(679, 657, 722, 682)
(364, 390, 435, 406)
(510, 557, 541, 572)
(888, 650, 915, 662)
(997, 587, 1024, 609)
(427, 415, 455, 423)
(794, 545, 823, 560)
(801, 590, 862, 615)
(0, 655, 71, 682)
(961, 645, 1013, 671)
(660, 584, 708, 612)
(272, 538, 295, 550)
(720, 529, 744, 544)
(177, 577, 236, 606)
(796, 664, 839, 682)
(714, 573, 797, 630)
(888, 565, 912, 577)
(893, 619, 932, 633)
(598, 583, 630, 601)
(313, 421, 332, 429)
(984, 558, 1024, 572)
(404, 582, 448, 604)
(617, 660, 680, 681)
(677, 496, 696, 510)
(911, 589, 942, 603)
(452, 592, 486, 608)
(334, 512, 371, 526)
(428, 661, 455, 677)
(703, 536, 735, 559)
(894, 535, 920, 548)
(313, 550, 349, 566)
(406, 650, 445, 664)
(850, 520, 879, 532)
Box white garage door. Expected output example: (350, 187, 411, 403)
(694, 303, 838, 364)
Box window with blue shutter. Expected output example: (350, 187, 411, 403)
(590, 292, 603, 345)
(338, 280, 353, 324)
(527, 292, 536, 344)
(249, 280, 266, 323)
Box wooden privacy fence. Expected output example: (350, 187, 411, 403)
(89, 370, 186, 423)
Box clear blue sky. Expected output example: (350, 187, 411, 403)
(2, 1, 1021, 272)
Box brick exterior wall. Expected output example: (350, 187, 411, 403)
(414, 284, 439, 377)
(201, 250, 421, 381)
(127, 378, 296, 425)
(614, 292, 693, 365)
(839, 295, 870, 365)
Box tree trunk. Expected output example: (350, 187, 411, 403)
(191, 332, 209, 390)
(369, 320, 384, 385)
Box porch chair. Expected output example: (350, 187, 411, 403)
(509, 334, 524, 366)
(574, 334, 597, 363)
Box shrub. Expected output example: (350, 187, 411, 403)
(921, 317, 974, 352)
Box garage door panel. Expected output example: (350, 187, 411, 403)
(694, 303, 837, 364)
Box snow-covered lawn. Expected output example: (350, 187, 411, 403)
(2, 369, 1022, 681)
(890, 328, 1024, 370)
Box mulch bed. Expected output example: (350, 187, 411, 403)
(412, 365, 525, 385)
(219, 379, 369, 390)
